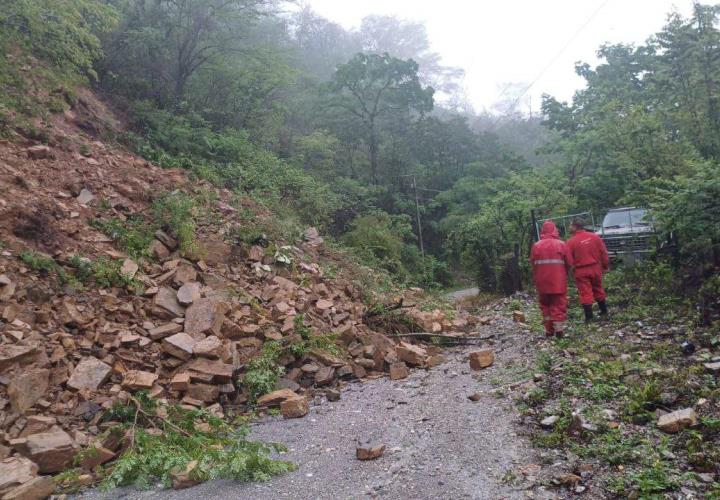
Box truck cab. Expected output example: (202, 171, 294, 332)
(600, 207, 655, 258)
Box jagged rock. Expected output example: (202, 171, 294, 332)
(187, 358, 233, 383)
(301, 363, 320, 374)
(304, 227, 324, 246)
(20, 416, 56, 438)
(202, 239, 232, 265)
(120, 258, 138, 279)
(326, 389, 341, 402)
(2, 475, 55, 499)
(0, 456, 39, 494)
(22, 429, 74, 473)
(316, 299, 333, 310)
(174, 265, 197, 285)
(163, 332, 196, 360)
(171, 373, 191, 391)
(150, 240, 170, 261)
(148, 322, 183, 340)
(76, 188, 95, 206)
(248, 246, 264, 261)
(122, 370, 158, 391)
(281, 396, 309, 418)
(0, 275, 15, 301)
(426, 354, 446, 368)
(314, 366, 335, 386)
(155, 230, 178, 250)
(541, 415, 559, 428)
(80, 445, 115, 470)
(67, 357, 112, 392)
(153, 286, 185, 317)
(171, 460, 200, 490)
(187, 383, 219, 402)
(389, 362, 409, 380)
(356, 442, 385, 460)
(276, 378, 300, 392)
(193, 335, 222, 359)
(396, 342, 427, 367)
(257, 389, 297, 407)
(657, 408, 698, 433)
(8, 368, 49, 412)
(0, 345, 39, 374)
(26, 145, 51, 160)
(469, 349, 495, 370)
(184, 298, 228, 336)
(306, 349, 343, 367)
(177, 282, 201, 305)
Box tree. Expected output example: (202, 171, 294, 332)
(358, 15, 464, 97)
(101, 0, 267, 106)
(329, 53, 434, 183)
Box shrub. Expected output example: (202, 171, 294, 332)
(242, 342, 285, 402)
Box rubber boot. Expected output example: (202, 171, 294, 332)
(583, 304, 594, 324)
(598, 300, 608, 318)
(543, 321, 555, 338)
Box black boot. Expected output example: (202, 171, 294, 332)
(583, 304, 594, 323)
(598, 300, 608, 317)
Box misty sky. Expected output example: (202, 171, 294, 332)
(303, 0, 695, 112)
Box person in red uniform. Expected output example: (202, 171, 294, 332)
(530, 221, 573, 337)
(567, 218, 610, 322)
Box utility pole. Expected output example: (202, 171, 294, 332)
(412, 175, 425, 258)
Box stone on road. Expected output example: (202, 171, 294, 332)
(80, 329, 538, 500)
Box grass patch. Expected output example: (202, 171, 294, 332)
(90, 216, 154, 260)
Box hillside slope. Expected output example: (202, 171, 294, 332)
(0, 89, 483, 496)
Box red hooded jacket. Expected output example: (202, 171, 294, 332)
(530, 221, 573, 294)
(567, 229, 610, 270)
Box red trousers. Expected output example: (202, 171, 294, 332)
(538, 293, 568, 334)
(574, 264, 606, 305)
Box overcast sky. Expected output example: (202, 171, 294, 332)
(302, 0, 695, 113)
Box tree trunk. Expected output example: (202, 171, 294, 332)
(369, 122, 378, 184)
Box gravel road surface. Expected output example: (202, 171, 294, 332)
(80, 318, 550, 500)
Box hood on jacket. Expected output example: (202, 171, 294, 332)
(540, 221, 560, 239)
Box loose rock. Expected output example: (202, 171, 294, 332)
(469, 349, 495, 370)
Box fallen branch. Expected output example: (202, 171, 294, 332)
(391, 332, 496, 341)
(129, 396, 192, 438)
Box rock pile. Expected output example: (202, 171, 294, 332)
(0, 92, 486, 496)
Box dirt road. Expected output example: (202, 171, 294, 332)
(446, 287, 480, 302)
(80, 317, 553, 500)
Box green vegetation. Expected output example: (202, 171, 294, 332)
(90, 217, 154, 260)
(151, 192, 200, 257)
(20, 250, 140, 291)
(95, 392, 294, 490)
(522, 260, 720, 497)
(241, 328, 342, 402)
(241, 341, 285, 403)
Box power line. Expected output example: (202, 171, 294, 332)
(491, 0, 612, 128)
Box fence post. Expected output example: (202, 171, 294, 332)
(531, 209, 539, 242)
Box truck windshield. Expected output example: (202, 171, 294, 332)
(603, 209, 649, 228)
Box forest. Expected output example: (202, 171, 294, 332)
(0, 0, 718, 302)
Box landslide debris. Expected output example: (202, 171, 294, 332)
(0, 95, 488, 496)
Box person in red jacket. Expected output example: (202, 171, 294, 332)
(530, 221, 573, 337)
(567, 218, 610, 322)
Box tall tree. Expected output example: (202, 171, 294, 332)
(329, 53, 434, 183)
(101, 0, 267, 106)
